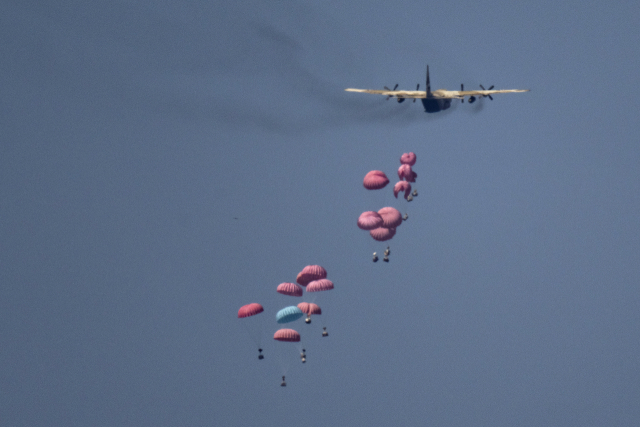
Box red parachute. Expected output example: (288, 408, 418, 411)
(297, 302, 322, 315)
(239, 303, 266, 359)
(363, 170, 389, 190)
(357, 211, 383, 230)
(378, 207, 402, 228)
(306, 278, 334, 292)
(238, 303, 264, 318)
(393, 181, 412, 200)
(370, 226, 396, 241)
(277, 282, 303, 297)
(397, 164, 416, 182)
(274, 328, 301, 342)
(400, 152, 416, 166)
(296, 265, 327, 287)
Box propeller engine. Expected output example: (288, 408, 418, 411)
(467, 84, 494, 103)
(479, 84, 495, 100)
(383, 84, 398, 100)
(401, 83, 420, 103)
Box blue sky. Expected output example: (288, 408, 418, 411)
(2, 1, 640, 426)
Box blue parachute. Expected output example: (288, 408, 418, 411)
(276, 306, 304, 324)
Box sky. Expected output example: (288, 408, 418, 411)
(2, 0, 640, 426)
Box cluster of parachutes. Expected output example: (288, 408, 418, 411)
(238, 154, 418, 386)
(238, 265, 333, 383)
(358, 152, 418, 261)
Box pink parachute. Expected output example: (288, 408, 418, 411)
(297, 302, 322, 315)
(274, 328, 301, 342)
(238, 303, 264, 318)
(306, 279, 334, 292)
(370, 226, 396, 241)
(277, 282, 303, 297)
(397, 164, 416, 182)
(378, 207, 402, 228)
(400, 152, 417, 166)
(357, 211, 383, 230)
(393, 181, 412, 200)
(363, 170, 389, 190)
(296, 265, 327, 287)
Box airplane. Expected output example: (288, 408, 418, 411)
(345, 65, 529, 113)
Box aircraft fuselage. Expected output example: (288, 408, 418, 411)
(421, 98, 452, 113)
(421, 66, 452, 113)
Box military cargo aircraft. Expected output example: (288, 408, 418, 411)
(345, 66, 529, 113)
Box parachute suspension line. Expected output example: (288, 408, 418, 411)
(240, 317, 262, 349)
(273, 327, 302, 374)
(274, 344, 291, 376)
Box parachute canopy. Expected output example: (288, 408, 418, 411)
(296, 265, 327, 287)
(276, 306, 304, 323)
(363, 170, 389, 190)
(238, 303, 264, 318)
(378, 207, 402, 228)
(393, 181, 412, 200)
(274, 328, 301, 342)
(277, 282, 303, 297)
(357, 211, 383, 230)
(397, 164, 416, 182)
(370, 226, 396, 241)
(307, 279, 334, 292)
(400, 152, 417, 166)
(297, 302, 322, 315)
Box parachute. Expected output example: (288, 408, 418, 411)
(238, 303, 266, 359)
(377, 207, 402, 229)
(400, 152, 416, 166)
(397, 164, 416, 182)
(297, 302, 321, 315)
(393, 181, 412, 200)
(276, 282, 303, 297)
(305, 279, 333, 336)
(273, 328, 301, 342)
(363, 170, 389, 190)
(238, 303, 264, 318)
(298, 302, 321, 324)
(306, 279, 334, 292)
(296, 265, 327, 287)
(276, 306, 304, 323)
(370, 226, 396, 241)
(357, 211, 383, 230)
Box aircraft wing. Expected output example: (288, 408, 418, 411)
(455, 89, 530, 97)
(344, 88, 426, 99)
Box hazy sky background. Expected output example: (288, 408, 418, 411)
(2, 1, 640, 426)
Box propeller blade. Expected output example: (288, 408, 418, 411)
(414, 83, 420, 102)
(461, 84, 464, 103)
(384, 84, 398, 100)
(479, 84, 494, 100)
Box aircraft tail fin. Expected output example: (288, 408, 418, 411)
(426, 65, 432, 97)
